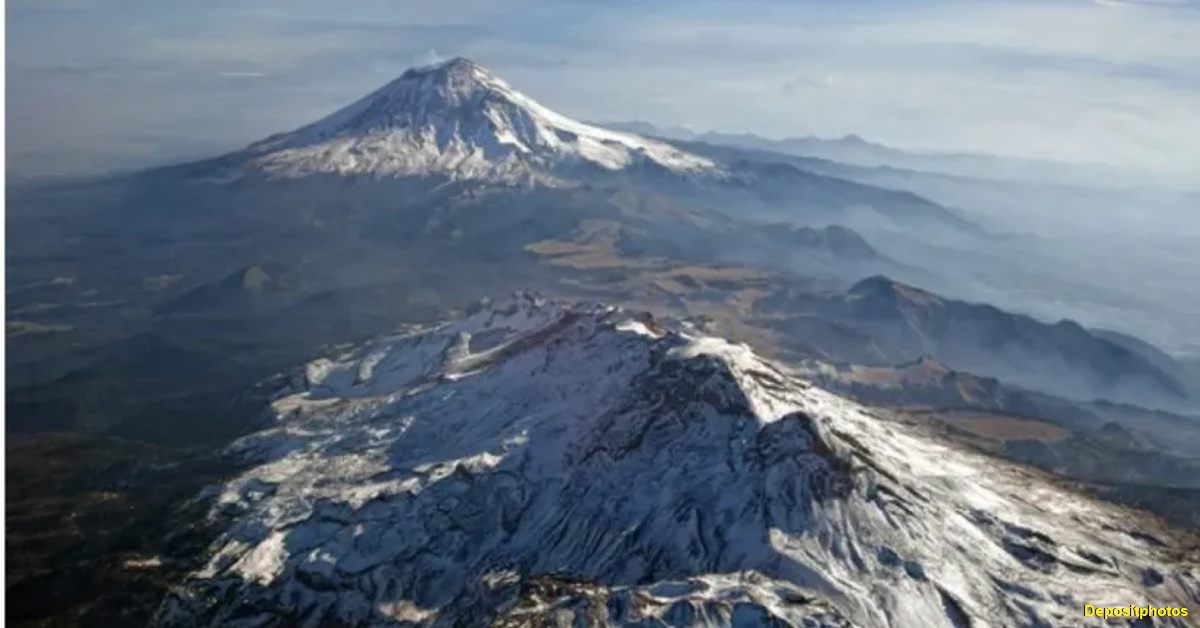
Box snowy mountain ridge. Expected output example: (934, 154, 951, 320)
(156, 293, 1199, 627)
(238, 58, 721, 183)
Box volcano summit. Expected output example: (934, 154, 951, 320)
(235, 57, 720, 182)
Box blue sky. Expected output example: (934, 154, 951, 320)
(6, 0, 1200, 180)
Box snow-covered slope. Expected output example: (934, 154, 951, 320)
(238, 58, 720, 183)
(156, 294, 1199, 627)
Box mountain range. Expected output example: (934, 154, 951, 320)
(8, 57, 1200, 626)
(8, 57, 1196, 436)
(757, 276, 1195, 411)
(605, 121, 1197, 191)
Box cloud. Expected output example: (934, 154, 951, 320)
(6, 0, 1199, 180)
(504, 0, 1200, 176)
(1094, 0, 1197, 7)
(413, 49, 447, 68)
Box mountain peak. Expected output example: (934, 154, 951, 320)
(156, 296, 1199, 626)
(848, 275, 901, 297)
(779, 224, 879, 260)
(392, 56, 501, 101)
(237, 59, 720, 182)
(407, 55, 484, 75)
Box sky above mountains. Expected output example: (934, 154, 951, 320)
(7, 0, 1200, 180)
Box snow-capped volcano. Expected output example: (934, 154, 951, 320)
(240, 57, 719, 182)
(156, 294, 1198, 627)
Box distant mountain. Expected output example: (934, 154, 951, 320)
(155, 264, 281, 315)
(632, 135, 985, 238)
(803, 354, 1043, 412)
(801, 353, 1199, 447)
(1088, 401, 1200, 457)
(1093, 328, 1200, 395)
(218, 57, 721, 184)
(757, 276, 1194, 411)
(692, 131, 1065, 183)
(155, 296, 1200, 626)
(604, 119, 699, 140)
(796, 355, 1200, 492)
(724, 223, 922, 286)
(772, 224, 880, 261)
(148, 57, 978, 239)
(605, 121, 1193, 190)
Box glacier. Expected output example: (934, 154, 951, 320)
(155, 293, 1199, 627)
